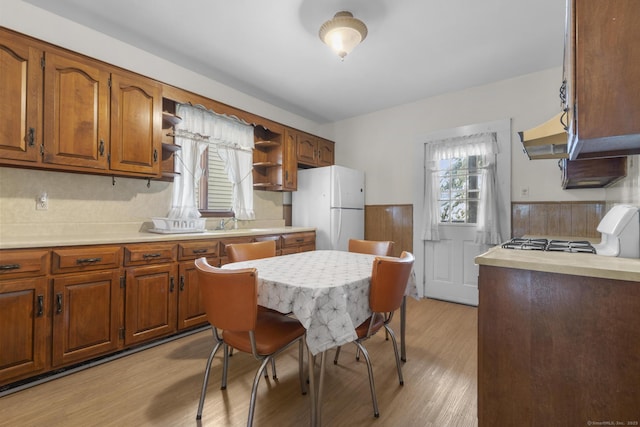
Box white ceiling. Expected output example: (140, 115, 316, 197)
(24, 0, 566, 124)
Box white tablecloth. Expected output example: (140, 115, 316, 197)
(223, 250, 417, 355)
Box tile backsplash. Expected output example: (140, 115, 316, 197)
(0, 167, 285, 238)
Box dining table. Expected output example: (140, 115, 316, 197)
(222, 249, 418, 426)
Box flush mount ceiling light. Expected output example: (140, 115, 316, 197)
(319, 11, 368, 60)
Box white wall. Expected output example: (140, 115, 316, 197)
(321, 68, 606, 205)
(605, 155, 640, 206)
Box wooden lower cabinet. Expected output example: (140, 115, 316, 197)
(124, 263, 178, 346)
(478, 265, 640, 425)
(177, 261, 209, 330)
(51, 270, 121, 367)
(0, 277, 49, 384)
(0, 231, 315, 387)
(281, 232, 316, 254)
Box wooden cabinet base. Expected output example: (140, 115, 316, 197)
(478, 265, 640, 425)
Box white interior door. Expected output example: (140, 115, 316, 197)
(423, 225, 489, 305)
(412, 119, 511, 306)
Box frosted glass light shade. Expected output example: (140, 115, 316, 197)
(319, 11, 368, 59)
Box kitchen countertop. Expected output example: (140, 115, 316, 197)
(0, 226, 316, 250)
(475, 245, 640, 282)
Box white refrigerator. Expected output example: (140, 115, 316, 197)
(292, 165, 365, 251)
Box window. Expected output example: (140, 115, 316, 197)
(437, 155, 483, 224)
(196, 144, 234, 213)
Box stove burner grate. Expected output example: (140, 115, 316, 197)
(502, 238, 596, 253)
(501, 238, 548, 251)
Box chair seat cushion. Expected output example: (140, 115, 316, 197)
(224, 311, 305, 355)
(355, 313, 385, 339)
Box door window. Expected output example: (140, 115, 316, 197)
(437, 155, 482, 224)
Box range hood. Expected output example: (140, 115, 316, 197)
(518, 113, 569, 160)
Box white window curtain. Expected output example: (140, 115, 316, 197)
(169, 104, 255, 220)
(421, 132, 502, 245)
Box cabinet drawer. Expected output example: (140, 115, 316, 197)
(0, 249, 50, 279)
(52, 246, 122, 274)
(178, 240, 219, 260)
(124, 243, 176, 266)
(253, 234, 282, 250)
(282, 232, 315, 248)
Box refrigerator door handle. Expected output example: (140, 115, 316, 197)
(335, 170, 342, 208)
(335, 209, 343, 247)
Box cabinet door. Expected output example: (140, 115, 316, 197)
(43, 52, 110, 170)
(177, 261, 208, 330)
(110, 72, 162, 176)
(568, 0, 640, 158)
(0, 30, 42, 164)
(0, 277, 49, 385)
(51, 270, 121, 367)
(317, 139, 335, 167)
(124, 263, 177, 345)
(296, 133, 317, 166)
(282, 129, 298, 190)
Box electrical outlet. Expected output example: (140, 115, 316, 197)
(36, 192, 48, 210)
(520, 187, 529, 198)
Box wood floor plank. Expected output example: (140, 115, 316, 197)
(0, 298, 478, 426)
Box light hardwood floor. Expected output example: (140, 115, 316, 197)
(0, 298, 477, 427)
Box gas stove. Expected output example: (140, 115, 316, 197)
(501, 238, 596, 254)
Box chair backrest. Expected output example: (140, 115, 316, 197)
(369, 251, 415, 313)
(195, 257, 258, 332)
(349, 239, 394, 256)
(227, 240, 277, 263)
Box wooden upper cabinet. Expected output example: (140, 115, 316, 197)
(566, 0, 640, 159)
(294, 129, 335, 168)
(282, 129, 298, 190)
(296, 133, 317, 166)
(43, 51, 110, 170)
(0, 29, 42, 164)
(110, 72, 162, 176)
(317, 138, 335, 167)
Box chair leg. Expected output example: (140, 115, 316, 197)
(196, 341, 222, 420)
(247, 356, 271, 427)
(333, 346, 342, 365)
(271, 357, 277, 379)
(298, 339, 307, 395)
(385, 325, 404, 386)
(354, 341, 379, 418)
(221, 343, 230, 390)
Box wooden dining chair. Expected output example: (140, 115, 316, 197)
(333, 251, 415, 418)
(194, 258, 307, 426)
(348, 239, 394, 256)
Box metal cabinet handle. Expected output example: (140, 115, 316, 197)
(179, 275, 185, 292)
(27, 127, 35, 147)
(169, 276, 175, 293)
(37, 295, 44, 317)
(99, 139, 105, 156)
(56, 293, 63, 314)
(76, 257, 102, 264)
(192, 248, 208, 254)
(0, 263, 20, 270)
(142, 253, 161, 259)
(153, 149, 158, 163)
